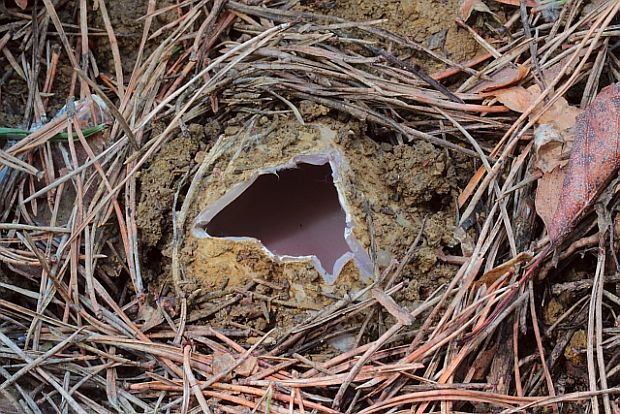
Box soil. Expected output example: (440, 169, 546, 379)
(136, 123, 206, 248)
(299, 0, 482, 73)
(0, 0, 474, 344)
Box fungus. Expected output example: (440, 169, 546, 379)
(193, 153, 373, 283)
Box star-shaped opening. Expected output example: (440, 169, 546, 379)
(205, 163, 350, 277)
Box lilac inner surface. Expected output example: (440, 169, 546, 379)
(206, 163, 349, 274)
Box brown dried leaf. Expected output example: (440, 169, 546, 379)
(493, 86, 581, 131)
(493, 86, 533, 112)
(473, 252, 532, 290)
(15, 0, 28, 10)
(460, 0, 479, 21)
(234, 355, 258, 377)
(212, 351, 236, 381)
(535, 166, 566, 234)
(136, 301, 164, 332)
(541, 48, 589, 85)
(529, 85, 582, 130)
(534, 124, 573, 173)
(460, 0, 495, 21)
(548, 82, 620, 243)
(471, 65, 530, 93)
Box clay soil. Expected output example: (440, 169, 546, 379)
(0, 0, 479, 346)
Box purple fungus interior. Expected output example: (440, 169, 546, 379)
(205, 163, 350, 275)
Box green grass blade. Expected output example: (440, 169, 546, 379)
(0, 124, 108, 143)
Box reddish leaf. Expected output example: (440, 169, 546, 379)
(460, 0, 478, 21)
(474, 82, 616, 334)
(15, 0, 28, 9)
(472, 65, 530, 93)
(548, 82, 620, 243)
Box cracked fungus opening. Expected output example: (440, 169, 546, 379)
(204, 163, 350, 278)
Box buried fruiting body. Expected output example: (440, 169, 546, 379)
(193, 152, 373, 284)
(184, 117, 453, 298)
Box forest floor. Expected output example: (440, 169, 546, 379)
(0, 0, 619, 413)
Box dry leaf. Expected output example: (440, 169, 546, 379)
(548, 82, 620, 243)
(474, 252, 532, 289)
(534, 124, 572, 173)
(493, 85, 581, 131)
(493, 86, 533, 112)
(460, 0, 479, 21)
(473, 83, 618, 331)
(212, 351, 236, 380)
(460, 0, 496, 21)
(539, 47, 591, 85)
(136, 300, 164, 332)
(15, 0, 28, 10)
(471, 65, 530, 93)
(535, 166, 566, 234)
(528, 85, 581, 129)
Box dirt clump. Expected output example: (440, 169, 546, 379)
(178, 113, 459, 335)
(564, 329, 587, 367)
(384, 142, 452, 207)
(136, 123, 209, 248)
